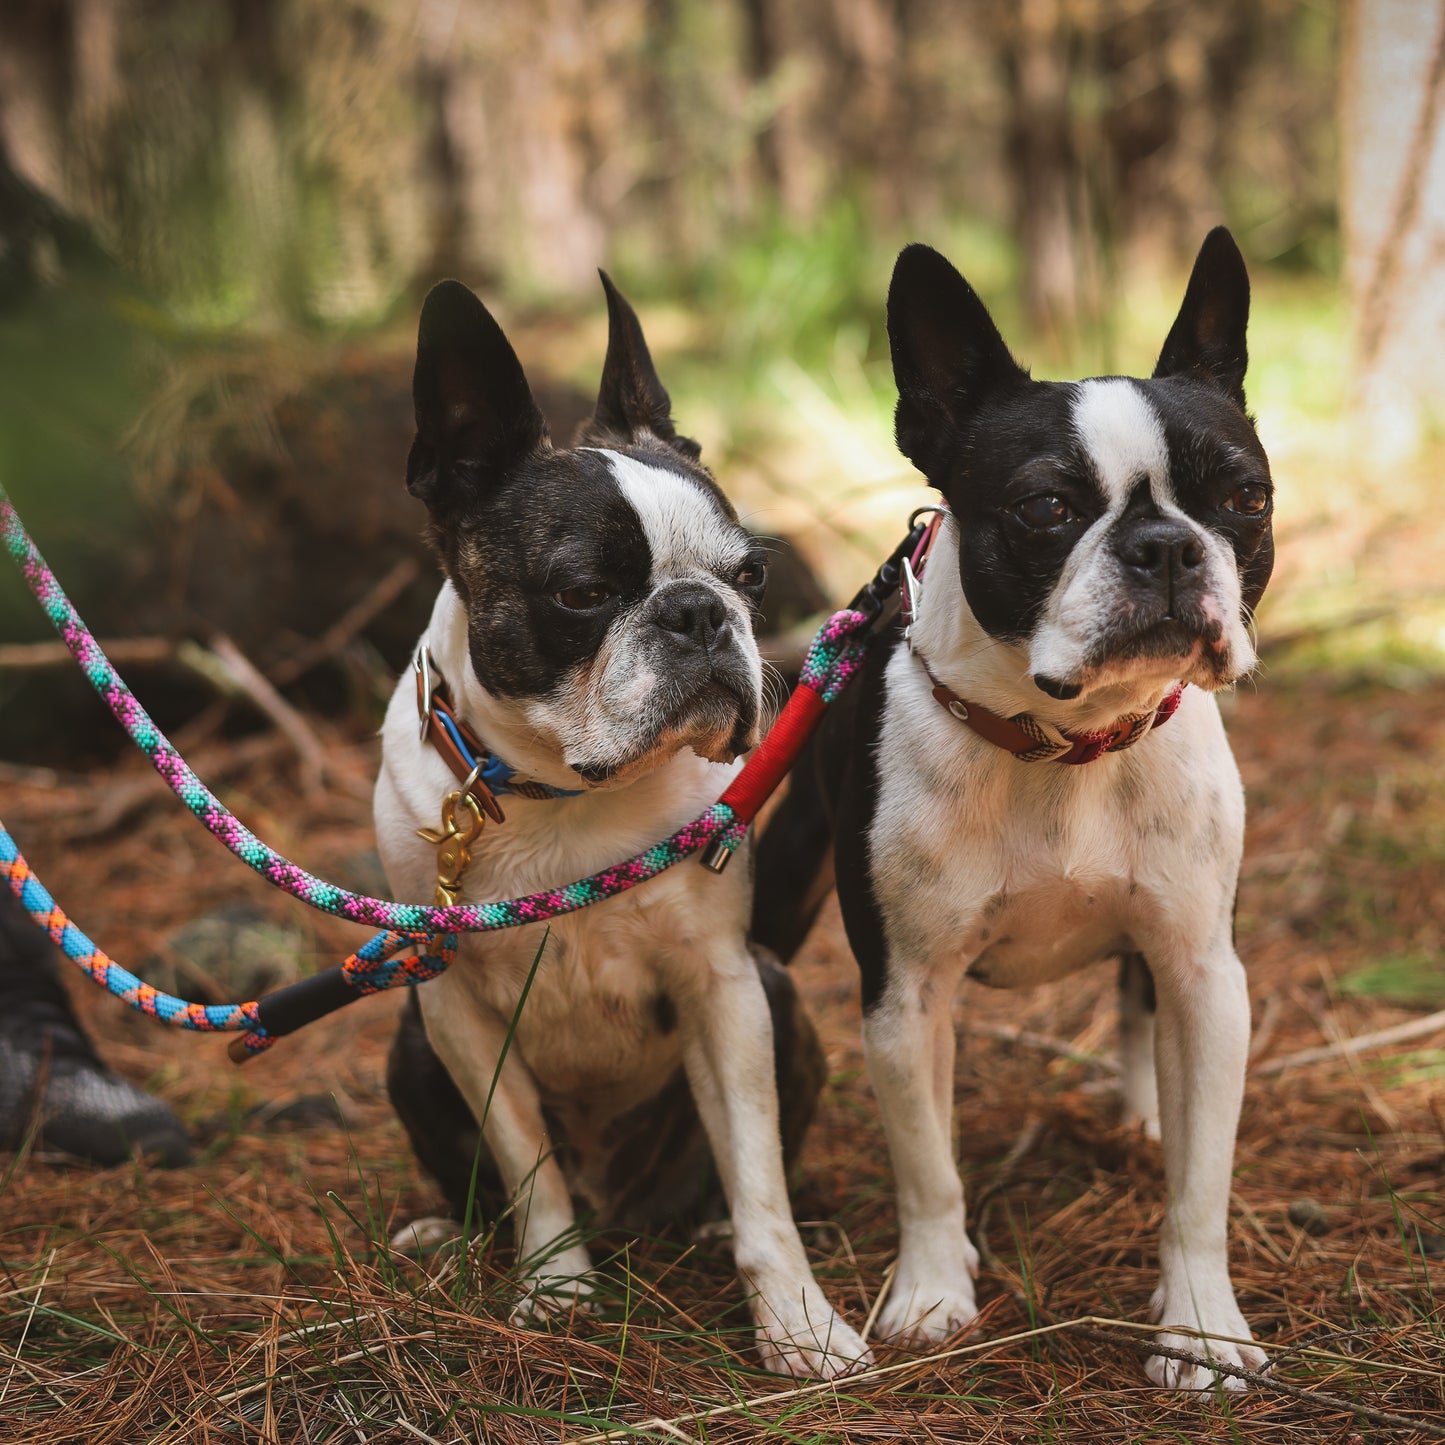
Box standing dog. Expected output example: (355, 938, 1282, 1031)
(377, 274, 870, 1378)
(753, 229, 1274, 1389)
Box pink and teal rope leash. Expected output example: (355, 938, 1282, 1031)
(0, 480, 913, 1057)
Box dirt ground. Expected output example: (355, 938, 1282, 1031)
(1, 669, 1443, 1442)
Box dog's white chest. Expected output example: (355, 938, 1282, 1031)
(375, 664, 747, 1118)
(963, 877, 1132, 987)
(465, 877, 713, 1102)
(869, 651, 1243, 990)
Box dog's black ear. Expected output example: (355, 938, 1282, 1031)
(1153, 227, 1250, 411)
(407, 279, 548, 510)
(578, 271, 702, 462)
(888, 244, 1028, 482)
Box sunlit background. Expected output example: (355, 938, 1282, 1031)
(1, 0, 1442, 734)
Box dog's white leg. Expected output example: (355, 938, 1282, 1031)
(866, 968, 980, 1345)
(1146, 942, 1267, 1390)
(680, 946, 871, 1379)
(418, 978, 596, 1319)
(1118, 953, 1161, 1138)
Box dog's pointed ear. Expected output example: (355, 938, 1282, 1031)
(407, 279, 548, 510)
(577, 271, 701, 462)
(1153, 227, 1250, 411)
(888, 244, 1028, 482)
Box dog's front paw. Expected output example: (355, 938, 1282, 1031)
(1145, 1332, 1269, 1393)
(1119, 1099, 1162, 1141)
(510, 1246, 599, 1326)
(752, 1285, 873, 1379)
(874, 1234, 980, 1346)
(875, 1278, 978, 1346)
(389, 1215, 461, 1256)
(1147, 1288, 1267, 1392)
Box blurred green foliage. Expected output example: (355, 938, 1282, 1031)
(1341, 955, 1445, 1008)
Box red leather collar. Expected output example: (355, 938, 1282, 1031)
(900, 502, 1184, 763)
(917, 654, 1184, 764)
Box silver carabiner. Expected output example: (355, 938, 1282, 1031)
(413, 643, 435, 742)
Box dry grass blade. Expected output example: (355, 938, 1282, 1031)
(0, 1247, 57, 1409)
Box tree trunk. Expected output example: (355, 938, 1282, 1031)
(1341, 0, 1445, 456)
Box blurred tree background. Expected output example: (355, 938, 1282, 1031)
(0, 0, 1442, 758)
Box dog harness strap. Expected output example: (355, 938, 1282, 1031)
(920, 659, 1185, 764)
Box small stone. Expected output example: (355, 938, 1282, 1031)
(158, 903, 310, 999)
(1287, 1198, 1329, 1235)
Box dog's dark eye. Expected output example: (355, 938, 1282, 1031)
(1223, 484, 1271, 518)
(734, 558, 768, 590)
(1014, 494, 1078, 529)
(554, 584, 611, 610)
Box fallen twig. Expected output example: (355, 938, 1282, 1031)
(0, 636, 178, 671)
(1077, 1325, 1445, 1438)
(973, 1115, 1047, 1274)
(20, 734, 291, 842)
(0, 761, 74, 789)
(193, 634, 331, 797)
(271, 555, 422, 686)
(1254, 1008, 1445, 1076)
(964, 1022, 1119, 1073)
(1260, 587, 1445, 656)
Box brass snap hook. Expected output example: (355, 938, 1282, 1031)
(417, 789, 487, 908)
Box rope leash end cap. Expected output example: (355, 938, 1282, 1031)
(228, 1035, 255, 1064)
(699, 839, 734, 873)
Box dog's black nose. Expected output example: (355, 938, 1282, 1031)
(1119, 520, 1205, 584)
(653, 583, 730, 651)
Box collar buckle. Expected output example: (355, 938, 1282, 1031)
(413, 644, 435, 742)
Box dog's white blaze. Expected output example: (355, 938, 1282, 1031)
(599, 449, 750, 581)
(1071, 379, 1172, 510)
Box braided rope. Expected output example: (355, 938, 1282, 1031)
(0, 832, 261, 1035)
(0, 481, 867, 1048)
(798, 607, 870, 703)
(0, 833, 461, 1055)
(0, 486, 746, 937)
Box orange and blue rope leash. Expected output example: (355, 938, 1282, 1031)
(0, 480, 916, 1057)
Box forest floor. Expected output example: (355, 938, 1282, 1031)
(2, 288, 1444, 1441)
(1, 660, 1443, 1444)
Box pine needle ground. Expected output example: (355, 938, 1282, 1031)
(2, 677, 1442, 1443)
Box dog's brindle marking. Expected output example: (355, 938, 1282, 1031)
(380, 273, 871, 1379)
(753, 229, 1274, 1390)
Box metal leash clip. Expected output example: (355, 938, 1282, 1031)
(900, 505, 947, 651)
(416, 789, 487, 907)
(413, 644, 435, 741)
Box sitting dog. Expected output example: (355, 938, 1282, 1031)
(377, 274, 871, 1378)
(753, 228, 1274, 1389)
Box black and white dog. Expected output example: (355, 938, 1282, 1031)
(753, 228, 1274, 1389)
(376, 275, 871, 1378)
